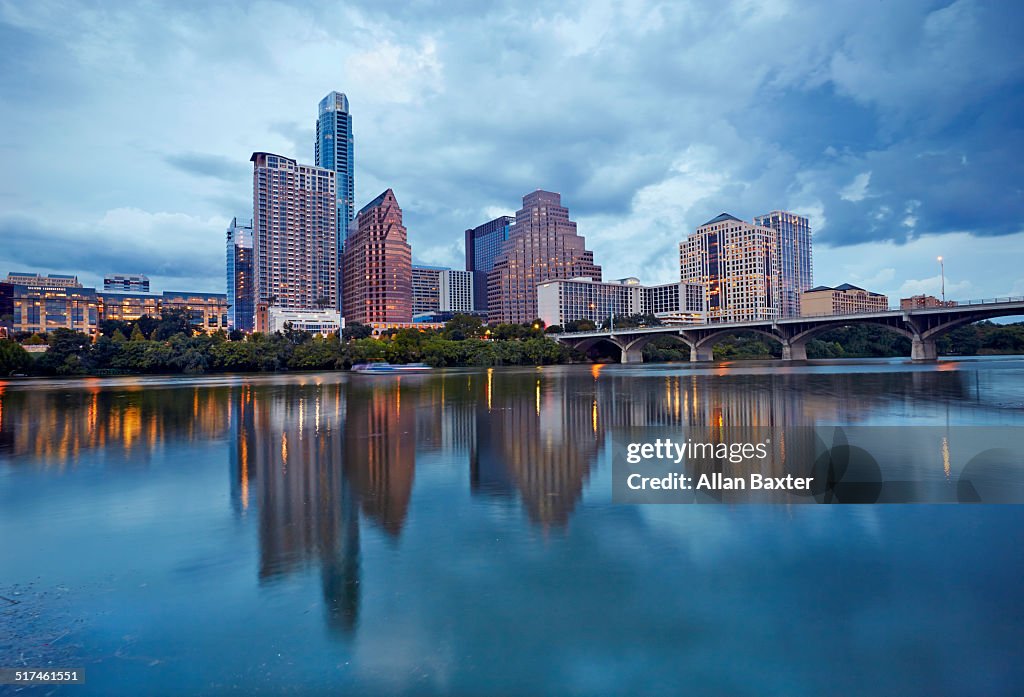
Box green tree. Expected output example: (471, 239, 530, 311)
(0, 339, 32, 375)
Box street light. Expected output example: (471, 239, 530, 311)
(937, 256, 945, 303)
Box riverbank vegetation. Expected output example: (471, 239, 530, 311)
(2, 313, 1022, 377)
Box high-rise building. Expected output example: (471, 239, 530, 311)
(465, 215, 514, 313)
(103, 274, 150, 294)
(226, 217, 254, 332)
(753, 211, 812, 317)
(680, 213, 779, 323)
(487, 191, 602, 324)
(439, 270, 474, 313)
(411, 265, 445, 318)
(342, 189, 413, 325)
(315, 92, 354, 311)
(250, 152, 338, 312)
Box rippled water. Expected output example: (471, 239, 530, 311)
(1, 358, 1023, 695)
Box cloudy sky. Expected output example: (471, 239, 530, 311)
(1, 0, 1022, 303)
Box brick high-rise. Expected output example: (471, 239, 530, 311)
(487, 190, 601, 324)
(250, 152, 337, 311)
(342, 189, 413, 324)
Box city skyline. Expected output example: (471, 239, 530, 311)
(1, 1, 1023, 305)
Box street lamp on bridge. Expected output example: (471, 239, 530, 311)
(937, 256, 945, 303)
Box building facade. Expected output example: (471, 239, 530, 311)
(465, 215, 514, 313)
(487, 191, 602, 325)
(315, 92, 354, 310)
(9, 283, 99, 337)
(439, 269, 474, 313)
(900, 294, 957, 310)
(801, 284, 889, 315)
(342, 189, 413, 325)
(226, 216, 255, 332)
(265, 307, 342, 336)
(251, 152, 338, 313)
(158, 292, 229, 332)
(103, 274, 150, 294)
(411, 265, 445, 318)
(680, 213, 779, 323)
(536, 277, 705, 328)
(97, 293, 160, 323)
(753, 211, 813, 317)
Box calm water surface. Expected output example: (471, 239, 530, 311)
(2, 358, 1023, 696)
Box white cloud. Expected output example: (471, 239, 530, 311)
(840, 171, 871, 202)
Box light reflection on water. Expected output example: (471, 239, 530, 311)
(0, 357, 1022, 695)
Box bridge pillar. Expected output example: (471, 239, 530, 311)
(911, 337, 937, 361)
(781, 340, 807, 361)
(690, 344, 714, 362)
(621, 344, 644, 364)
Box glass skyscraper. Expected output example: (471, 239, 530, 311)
(315, 92, 354, 311)
(465, 215, 514, 313)
(226, 216, 254, 331)
(753, 211, 813, 318)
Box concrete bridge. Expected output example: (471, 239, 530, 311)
(553, 298, 1024, 364)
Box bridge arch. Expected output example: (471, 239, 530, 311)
(688, 328, 786, 361)
(571, 337, 627, 363)
(788, 319, 915, 347)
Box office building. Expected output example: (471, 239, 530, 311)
(226, 217, 255, 332)
(342, 189, 413, 325)
(250, 152, 338, 313)
(753, 211, 813, 317)
(97, 292, 160, 323)
(411, 265, 445, 318)
(465, 215, 514, 313)
(439, 269, 474, 313)
(801, 284, 889, 315)
(264, 307, 342, 336)
(315, 91, 355, 309)
(159, 291, 229, 332)
(8, 282, 99, 337)
(536, 277, 705, 328)
(680, 213, 779, 323)
(487, 190, 602, 325)
(5, 272, 81, 288)
(103, 274, 150, 294)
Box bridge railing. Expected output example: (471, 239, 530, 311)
(550, 297, 1024, 336)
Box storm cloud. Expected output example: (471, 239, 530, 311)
(0, 0, 1021, 300)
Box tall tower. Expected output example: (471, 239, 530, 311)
(465, 215, 514, 313)
(487, 190, 601, 324)
(250, 152, 338, 312)
(753, 211, 813, 318)
(680, 213, 779, 323)
(316, 92, 354, 311)
(342, 189, 413, 325)
(226, 216, 254, 331)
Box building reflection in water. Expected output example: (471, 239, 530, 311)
(230, 381, 361, 635)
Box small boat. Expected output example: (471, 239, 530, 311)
(351, 362, 432, 374)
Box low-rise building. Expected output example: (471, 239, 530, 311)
(160, 292, 228, 333)
(800, 284, 889, 316)
(536, 277, 705, 328)
(265, 307, 342, 336)
(103, 274, 151, 293)
(5, 272, 82, 288)
(9, 283, 100, 337)
(97, 292, 160, 322)
(900, 294, 958, 310)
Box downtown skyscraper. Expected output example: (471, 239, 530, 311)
(226, 216, 254, 331)
(465, 215, 514, 313)
(680, 213, 779, 323)
(487, 190, 602, 325)
(753, 211, 813, 317)
(316, 92, 354, 311)
(250, 152, 338, 312)
(342, 189, 412, 324)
